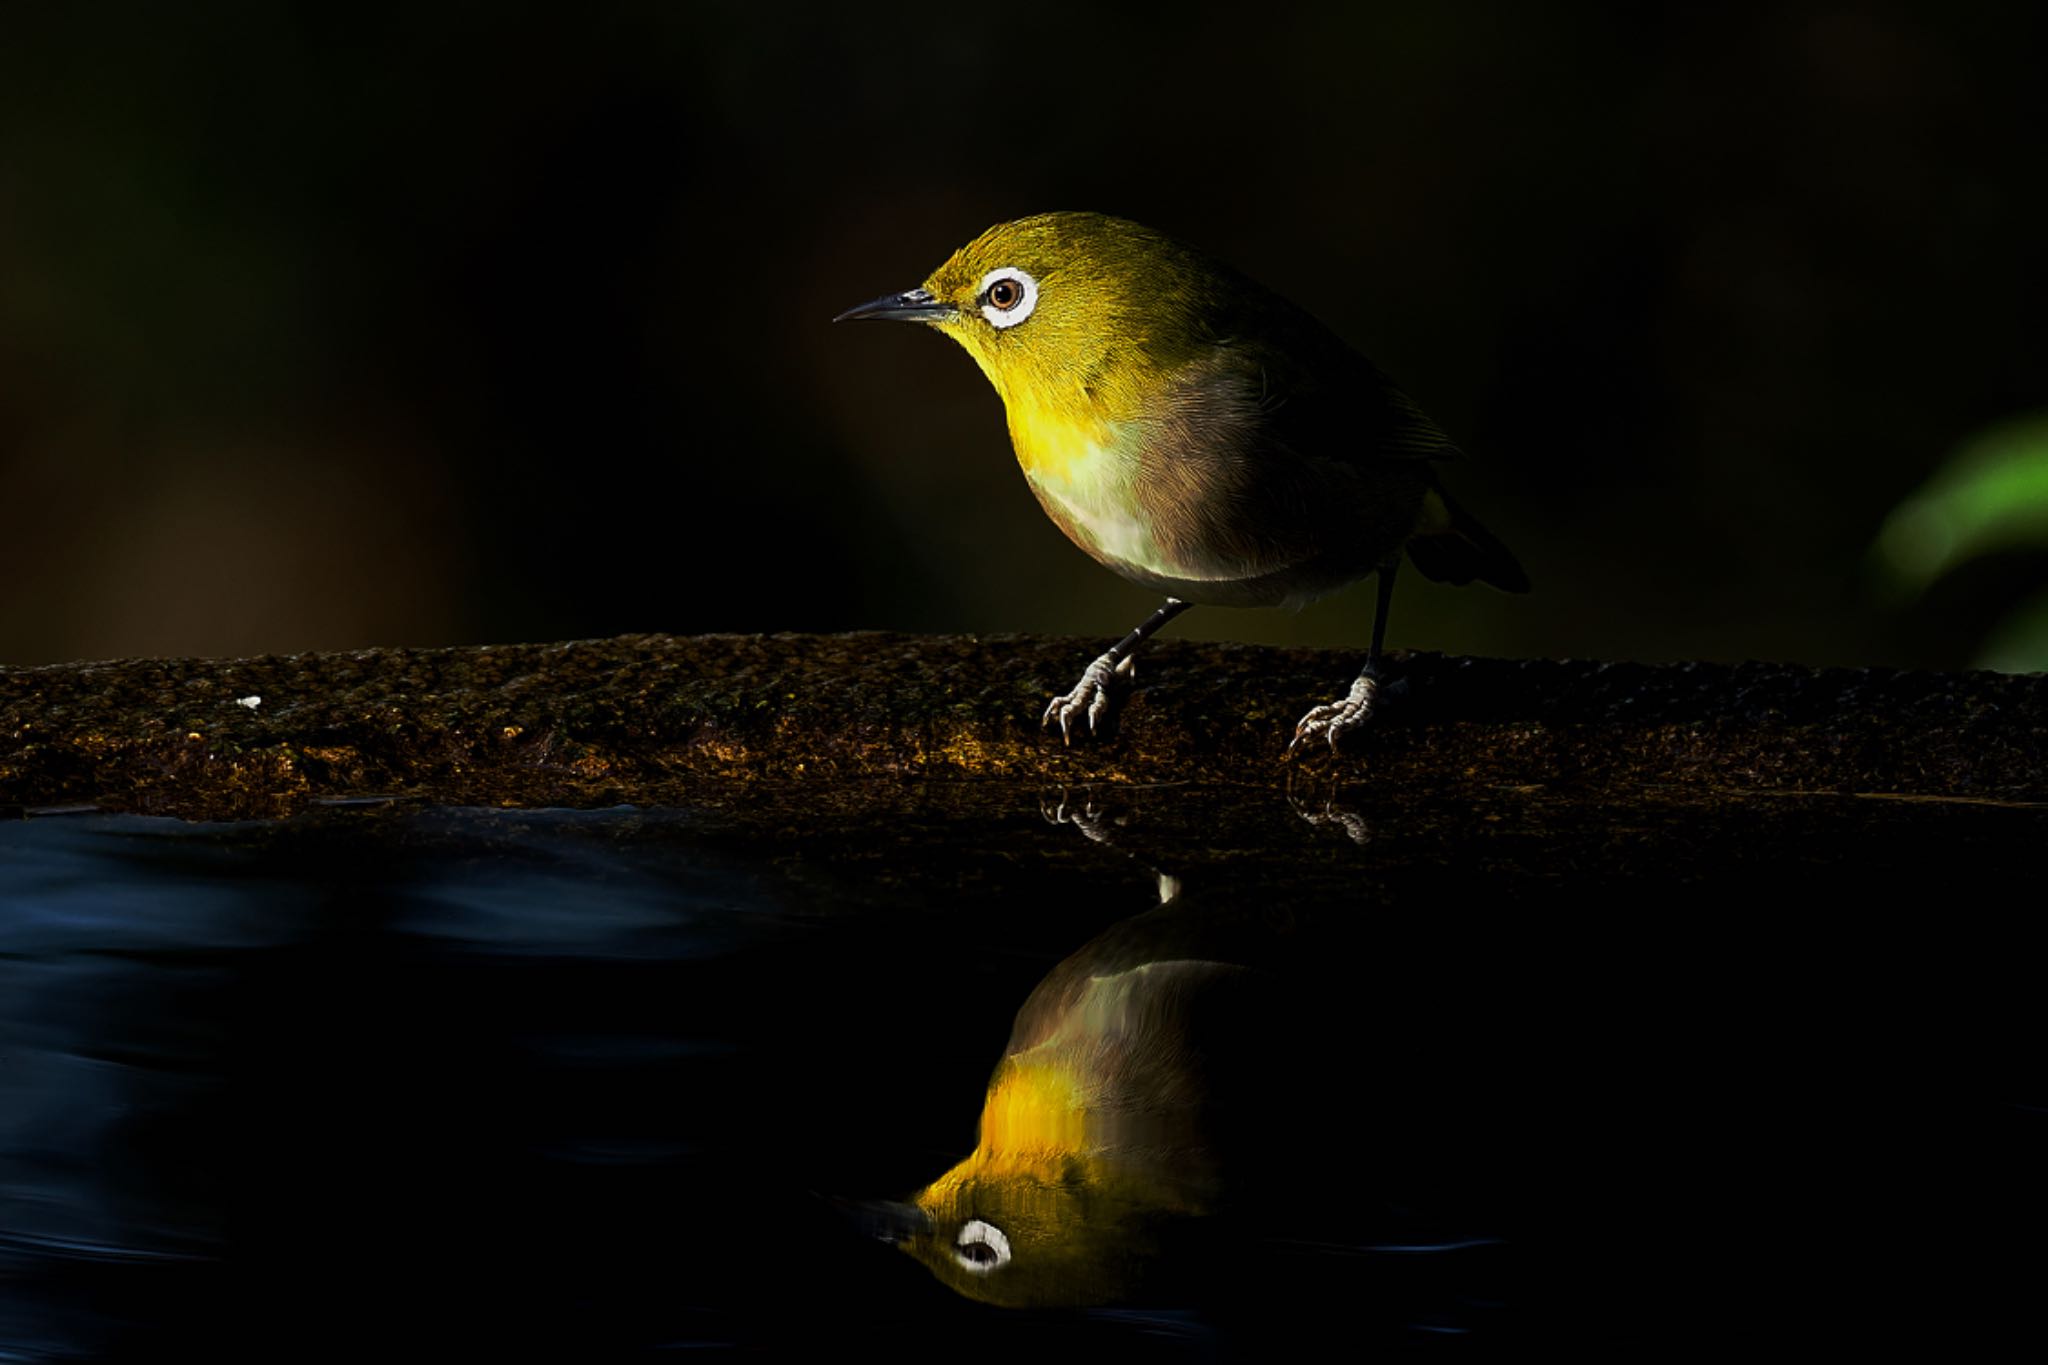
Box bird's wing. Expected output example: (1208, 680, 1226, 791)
(1234, 307, 1462, 467)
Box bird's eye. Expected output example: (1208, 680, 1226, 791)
(975, 267, 1038, 330)
(952, 1217, 1013, 1274)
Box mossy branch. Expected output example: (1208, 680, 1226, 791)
(2, 632, 2041, 820)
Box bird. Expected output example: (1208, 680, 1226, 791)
(896, 942, 1248, 1308)
(858, 864, 1506, 1322)
(836, 211, 1528, 750)
(874, 871, 1270, 1308)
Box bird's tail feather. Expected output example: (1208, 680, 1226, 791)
(1405, 486, 1531, 593)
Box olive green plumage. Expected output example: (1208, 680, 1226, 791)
(838, 211, 1527, 746)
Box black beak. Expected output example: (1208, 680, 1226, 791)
(833, 287, 956, 324)
(821, 1193, 933, 1245)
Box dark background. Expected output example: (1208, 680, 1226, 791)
(4, 1, 2044, 669)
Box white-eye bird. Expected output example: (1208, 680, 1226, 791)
(837, 211, 1529, 749)
(869, 870, 1503, 1322)
(889, 880, 1267, 1308)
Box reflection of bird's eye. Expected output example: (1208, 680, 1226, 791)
(952, 1217, 1013, 1273)
(987, 279, 1021, 310)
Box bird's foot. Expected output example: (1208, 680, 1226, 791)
(1043, 652, 1126, 743)
(1287, 670, 1380, 756)
(1285, 770, 1372, 841)
(1039, 787, 1122, 845)
(1288, 789, 1372, 844)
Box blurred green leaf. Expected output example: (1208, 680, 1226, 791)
(1975, 587, 2048, 674)
(1875, 413, 2048, 594)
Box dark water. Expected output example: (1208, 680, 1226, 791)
(2, 781, 2039, 1357)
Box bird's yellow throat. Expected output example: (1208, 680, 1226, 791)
(975, 1054, 1088, 1156)
(1005, 392, 1126, 489)
(940, 318, 1134, 490)
(914, 1053, 1090, 1212)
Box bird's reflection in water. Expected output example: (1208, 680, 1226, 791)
(902, 872, 1244, 1307)
(882, 789, 1502, 1330)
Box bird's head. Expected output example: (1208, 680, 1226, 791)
(897, 1149, 1188, 1309)
(836, 212, 1221, 414)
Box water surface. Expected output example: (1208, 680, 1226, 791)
(3, 780, 2035, 1355)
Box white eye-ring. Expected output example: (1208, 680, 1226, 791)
(976, 267, 1038, 329)
(953, 1218, 1013, 1273)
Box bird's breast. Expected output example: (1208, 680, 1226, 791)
(1007, 398, 1219, 585)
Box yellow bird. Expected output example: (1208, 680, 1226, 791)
(839, 210, 1531, 749)
(838, 212, 1528, 749)
(889, 880, 1258, 1308)
(872, 873, 1502, 1322)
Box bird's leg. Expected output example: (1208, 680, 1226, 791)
(1289, 561, 1399, 754)
(1043, 598, 1190, 743)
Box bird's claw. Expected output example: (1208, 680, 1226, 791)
(1287, 672, 1380, 756)
(1039, 788, 1101, 825)
(1039, 787, 1120, 843)
(1291, 795, 1373, 844)
(1284, 770, 1371, 841)
(1043, 653, 1123, 743)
